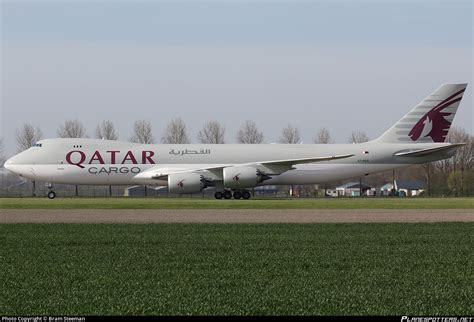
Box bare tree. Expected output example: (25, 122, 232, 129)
(435, 157, 452, 175)
(447, 126, 473, 171)
(312, 127, 334, 195)
(197, 120, 225, 144)
(95, 120, 118, 196)
(236, 120, 264, 144)
(313, 128, 333, 144)
(279, 124, 301, 144)
(348, 130, 369, 197)
(349, 130, 369, 143)
(161, 118, 190, 144)
(464, 135, 473, 168)
(57, 119, 87, 198)
(421, 162, 434, 196)
(435, 127, 473, 175)
(15, 124, 43, 196)
(447, 171, 462, 196)
(16, 124, 43, 152)
(445, 126, 473, 196)
(130, 120, 155, 144)
(0, 137, 5, 166)
(95, 120, 118, 140)
(278, 123, 301, 197)
(57, 119, 87, 138)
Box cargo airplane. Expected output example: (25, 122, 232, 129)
(4, 84, 468, 199)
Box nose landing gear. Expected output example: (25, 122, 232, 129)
(46, 183, 56, 199)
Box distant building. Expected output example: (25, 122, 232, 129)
(378, 180, 425, 197)
(395, 180, 425, 197)
(254, 185, 279, 195)
(379, 183, 395, 196)
(335, 182, 374, 197)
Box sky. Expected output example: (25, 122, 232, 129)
(1, 0, 473, 156)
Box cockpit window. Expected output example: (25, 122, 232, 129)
(33, 143, 42, 147)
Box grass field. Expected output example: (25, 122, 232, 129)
(1, 197, 473, 209)
(1, 223, 472, 315)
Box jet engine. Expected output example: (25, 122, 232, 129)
(223, 166, 272, 189)
(168, 172, 215, 194)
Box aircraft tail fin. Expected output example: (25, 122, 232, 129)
(375, 83, 467, 143)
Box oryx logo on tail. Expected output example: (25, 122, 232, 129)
(374, 84, 467, 144)
(408, 88, 465, 142)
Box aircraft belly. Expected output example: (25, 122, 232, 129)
(267, 164, 404, 185)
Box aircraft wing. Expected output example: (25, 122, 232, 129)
(134, 154, 354, 180)
(249, 154, 355, 166)
(394, 143, 465, 157)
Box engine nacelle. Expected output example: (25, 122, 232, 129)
(168, 172, 215, 194)
(223, 166, 272, 189)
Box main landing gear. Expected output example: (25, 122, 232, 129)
(46, 183, 56, 199)
(214, 190, 251, 200)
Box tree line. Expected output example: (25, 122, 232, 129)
(9, 118, 374, 151)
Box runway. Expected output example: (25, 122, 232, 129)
(0, 208, 473, 223)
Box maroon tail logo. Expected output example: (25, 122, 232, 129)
(409, 89, 464, 142)
(233, 174, 241, 183)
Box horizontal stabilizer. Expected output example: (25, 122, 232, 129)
(394, 143, 465, 157)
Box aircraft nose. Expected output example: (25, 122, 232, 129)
(4, 156, 16, 172)
(3, 154, 34, 179)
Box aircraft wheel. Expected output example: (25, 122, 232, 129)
(214, 192, 223, 199)
(242, 190, 251, 200)
(47, 191, 56, 199)
(233, 191, 242, 200)
(223, 190, 232, 199)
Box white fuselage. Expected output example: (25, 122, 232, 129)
(4, 138, 452, 187)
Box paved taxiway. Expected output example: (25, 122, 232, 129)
(0, 208, 473, 223)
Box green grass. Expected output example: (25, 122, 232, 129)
(1, 223, 472, 315)
(0, 197, 473, 209)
